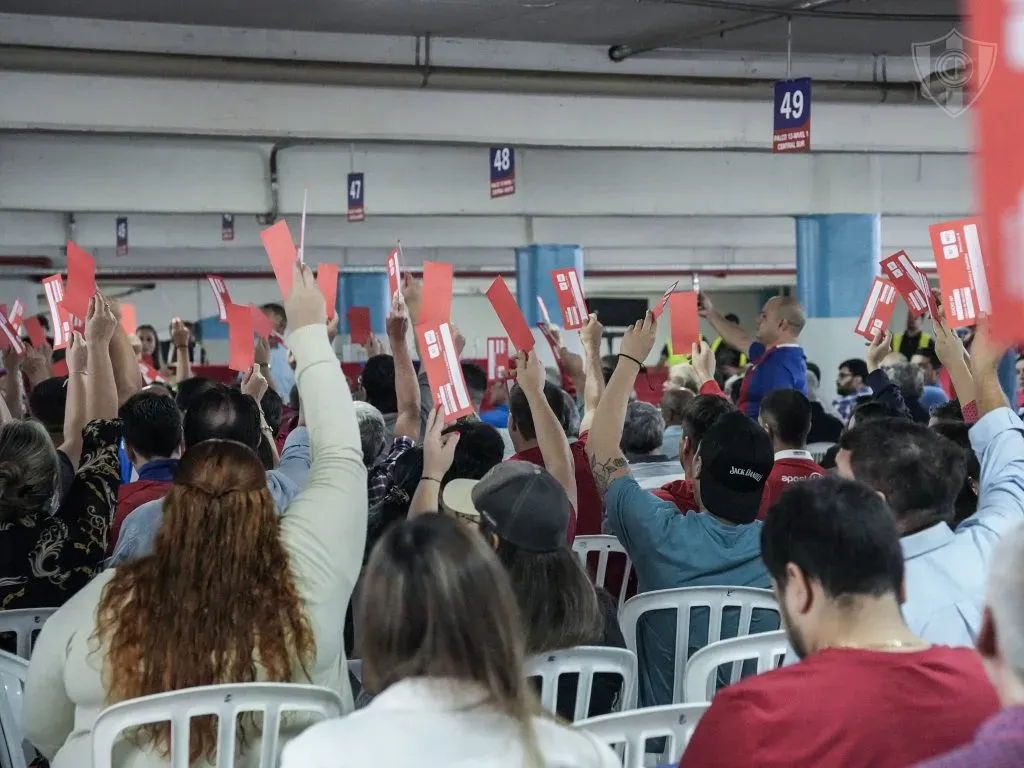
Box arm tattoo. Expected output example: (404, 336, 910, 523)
(589, 454, 631, 496)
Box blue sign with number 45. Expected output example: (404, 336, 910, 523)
(773, 78, 812, 154)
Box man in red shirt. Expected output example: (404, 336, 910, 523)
(681, 477, 999, 768)
(757, 388, 824, 519)
(509, 314, 605, 537)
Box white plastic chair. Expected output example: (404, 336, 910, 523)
(0, 650, 30, 768)
(347, 659, 363, 686)
(619, 586, 779, 703)
(91, 683, 345, 768)
(572, 535, 634, 608)
(807, 442, 835, 464)
(0, 608, 57, 659)
(524, 646, 638, 721)
(683, 630, 789, 703)
(575, 702, 710, 768)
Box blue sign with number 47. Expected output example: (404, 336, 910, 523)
(347, 172, 365, 222)
(773, 78, 811, 154)
(489, 147, 516, 198)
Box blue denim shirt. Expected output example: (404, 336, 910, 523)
(269, 342, 296, 399)
(107, 427, 311, 566)
(901, 407, 1024, 646)
(604, 476, 774, 707)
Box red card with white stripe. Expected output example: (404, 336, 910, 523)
(139, 360, 167, 385)
(416, 321, 475, 422)
(550, 267, 587, 330)
(486, 277, 535, 352)
(64, 241, 96, 320)
(669, 292, 700, 352)
(536, 297, 553, 326)
(207, 275, 232, 322)
(487, 337, 511, 381)
(652, 280, 680, 319)
(41, 274, 72, 350)
(880, 251, 932, 318)
(387, 249, 401, 302)
(929, 218, 991, 329)
(8, 300, 24, 334)
(0, 312, 24, 354)
(854, 278, 899, 341)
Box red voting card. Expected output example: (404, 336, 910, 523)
(260, 220, 297, 300)
(387, 249, 402, 302)
(421, 261, 454, 326)
(64, 241, 97, 320)
(537, 322, 561, 360)
(51, 359, 69, 378)
(348, 306, 372, 345)
(316, 263, 340, 320)
(969, 1, 1020, 344)
(486, 277, 535, 352)
(487, 337, 510, 381)
(652, 280, 680, 319)
(550, 267, 588, 330)
(8, 300, 24, 333)
(854, 278, 899, 341)
(24, 316, 47, 349)
(0, 312, 24, 355)
(669, 292, 700, 352)
(250, 304, 276, 340)
(930, 218, 991, 329)
(536, 296, 553, 326)
(207, 275, 232, 322)
(880, 252, 931, 318)
(226, 303, 255, 372)
(417, 321, 475, 422)
(120, 303, 137, 336)
(41, 274, 71, 350)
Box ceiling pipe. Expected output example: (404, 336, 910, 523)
(0, 45, 919, 103)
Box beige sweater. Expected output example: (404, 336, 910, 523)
(23, 324, 368, 768)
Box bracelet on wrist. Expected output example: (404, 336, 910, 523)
(618, 353, 645, 371)
(420, 476, 443, 484)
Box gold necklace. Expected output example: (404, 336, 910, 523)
(832, 639, 930, 651)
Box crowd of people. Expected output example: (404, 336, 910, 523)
(1, 264, 1023, 767)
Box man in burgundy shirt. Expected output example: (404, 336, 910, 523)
(757, 388, 825, 519)
(914, 524, 1024, 767)
(682, 477, 999, 768)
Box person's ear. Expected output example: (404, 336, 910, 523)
(691, 454, 702, 480)
(977, 607, 997, 660)
(897, 575, 908, 606)
(488, 531, 500, 552)
(786, 563, 813, 615)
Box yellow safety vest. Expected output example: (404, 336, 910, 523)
(665, 337, 747, 367)
(892, 332, 932, 357)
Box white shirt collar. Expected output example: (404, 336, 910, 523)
(367, 677, 490, 714)
(774, 449, 814, 461)
(773, 343, 802, 349)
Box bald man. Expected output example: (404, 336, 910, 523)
(700, 294, 808, 419)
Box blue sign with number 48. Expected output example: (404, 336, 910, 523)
(489, 147, 516, 198)
(773, 78, 812, 153)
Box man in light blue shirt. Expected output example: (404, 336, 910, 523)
(836, 334, 1024, 646)
(261, 302, 296, 397)
(109, 385, 311, 565)
(584, 315, 777, 706)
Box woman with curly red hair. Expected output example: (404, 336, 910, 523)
(23, 264, 368, 767)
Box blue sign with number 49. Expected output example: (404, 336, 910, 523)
(773, 78, 811, 153)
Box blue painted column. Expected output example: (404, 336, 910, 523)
(338, 270, 388, 336)
(795, 214, 881, 403)
(514, 244, 585, 366)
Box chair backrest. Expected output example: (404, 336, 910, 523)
(571, 535, 634, 608)
(0, 608, 58, 660)
(619, 586, 779, 703)
(0, 650, 30, 768)
(91, 683, 344, 768)
(575, 702, 710, 768)
(806, 442, 835, 464)
(524, 646, 637, 722)
(683, 630, 789, 703)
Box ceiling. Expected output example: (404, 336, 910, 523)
(0, 0, 961, 56)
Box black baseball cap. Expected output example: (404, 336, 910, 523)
(442, 462, 569, 552)
(695, 411, 774, 524)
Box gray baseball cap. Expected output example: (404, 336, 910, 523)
(442, 461, 570, 553)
